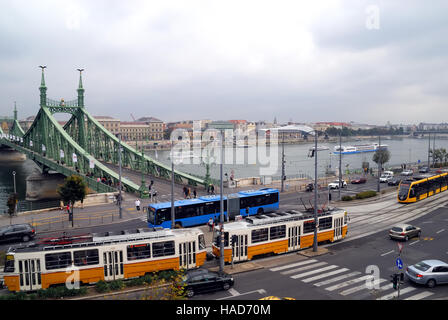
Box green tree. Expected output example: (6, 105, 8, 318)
(372, 148, 391, 171)
(57, 175, 87, 227)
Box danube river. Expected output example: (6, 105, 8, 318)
(0, 136, 445, 214)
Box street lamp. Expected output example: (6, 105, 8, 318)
(118, 133, 123, 219)
(12, 171, 17, 215)
(312, 130, 318, 252)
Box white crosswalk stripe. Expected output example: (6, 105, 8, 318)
(281, 262, 328, 275)
(302, 268, 350, 283)
(314, 271, 361, 287)
(326, 275, 374, 291)
(404, 291, 434, 300)
(269, 259, 318, 272)
(377, 286, 416, 300)
(290, 265, 339, 279)
(339, 278, 387, 296)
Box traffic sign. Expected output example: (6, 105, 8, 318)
(396, 257, 403, 270)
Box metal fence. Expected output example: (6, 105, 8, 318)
(17, 199, 61, 213)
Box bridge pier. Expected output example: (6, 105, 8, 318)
(0, 146, 26, 161)
(26, 172, 66, 201)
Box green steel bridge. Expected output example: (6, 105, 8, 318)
(0, 68, 206, 198)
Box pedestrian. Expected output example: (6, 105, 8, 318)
(211, 185, 215, 195)
(193, 188, 197, 198)
(207, 217, 213, 232)
(183, 186, 188, 199)
(135, 199, 141, 211)
(66, 203, 70, 214)
(187, 187, 191, 199)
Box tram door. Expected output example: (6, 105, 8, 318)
(179, 241, 196, 270)
(288, 226, 301, 251)
(334, 217, 344, 241)
(231, 234, 248, 262)
(18, 259, 42, 291)
(103, 250, 124, 281)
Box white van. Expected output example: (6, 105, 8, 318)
(380, 171, 394, 182)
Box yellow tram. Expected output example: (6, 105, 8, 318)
(398, 172, 448, 203)
(3, 228, 206, 292)
(212, 208, 348, 263)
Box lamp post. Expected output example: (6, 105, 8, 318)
(12, 171, 17, 215)
(118, 134, 122, 219)
(313, 130, 318, 252)
(171, 139, 175, 229)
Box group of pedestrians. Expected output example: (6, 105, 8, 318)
(183, 186, 197, 199)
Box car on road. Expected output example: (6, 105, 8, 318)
(419, 166, 430, 173)
(387, 177, 402, 186)
(406, 260, 448, 288)
(351, 177, 367, 184)
(401, 169, 413, 176)
(379, 171, 394, 183)
(328, 180, 347, 189)
(389, 223, 421, 241)
(305, 183, 314, 192)
(182, 269, 234, 298)
(0, 223, 36, 243)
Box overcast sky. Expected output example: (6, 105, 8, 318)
(1, 0, 447, 125)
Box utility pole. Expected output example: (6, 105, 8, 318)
(428, 132, 431, 169)
(281, 133, 285, 192)
(171, 140, 175, 229)
(338, 133, 342, 201)
(377, 135, 381, 193)
(313, 130, 318, 252)
(118, 133, 122, 219)
(219, 128, 225, 273)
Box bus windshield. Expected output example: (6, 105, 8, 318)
(147, 207, 156, 225)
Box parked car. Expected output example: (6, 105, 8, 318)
(401, 169, 413, 176)
(387, 177, 402, 186)
(351, 177, 367, 184)
(328, 180, 347, 189)
(0, 223, 36, 243)
(406, 260, 448, 288)
(419, 166, 430, 173)
(182, 269, 234, 298)
(389, 223, 421, 241)
(305, 183, 314, 192)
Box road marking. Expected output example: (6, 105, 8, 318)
(313, 271, 361, 287)
(436, 229, 445, 234)
(290, 265, 338, 279)
(228, 288, 240, 296)
(381, 250, 394, 257)
(339, 278, 387, 296)
(302, 268, 349, 283)
(409, 240, 420, 246)
(377, 286, 416, 300)
(325, 275, 374, 292)
(403, 291, 434, 300)
(269, 259, 318, 272)
(217, 289, 266, 300)
(281, 262, 327, 275)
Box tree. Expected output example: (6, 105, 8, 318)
(57, 175, 87, 227)
(6, 193, 18, 225)
(372, 149, 391, 170)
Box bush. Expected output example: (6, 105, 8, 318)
(95, 280, 110, 293)
(341, 195, 354, 201)
(109, 280, 124, 291)
(355, 190, 377, 199)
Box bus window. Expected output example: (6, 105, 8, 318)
(148, 207, 156, 225)
(155, 208, 171, 225)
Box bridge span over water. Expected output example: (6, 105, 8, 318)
(0, 68, 206, 198)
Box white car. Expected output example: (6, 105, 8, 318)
(380, 172, 394, 183)
(401, 169, 413, 176)
(328, 180, 347, 189)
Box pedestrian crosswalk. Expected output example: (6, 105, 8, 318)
(269, 260, 435, 300)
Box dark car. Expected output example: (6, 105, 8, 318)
(305, 183, 314, 192)
(387, 177, 402, 186)
(182, 269, 234, 298)
(419, 166, 430, 173)
(351, 177, 367, 184)
(0, 224, 36, 243)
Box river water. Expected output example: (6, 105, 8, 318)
(0, 136, 445, 214)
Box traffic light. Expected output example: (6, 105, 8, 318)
(391, 273, 398, 290)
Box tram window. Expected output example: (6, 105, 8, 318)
(270, 225, 286, 240)
(198, 234, 206, 250)
(127, 244, 151, 260)
(303, 221, 316, 234)
(251, 228, 268, 243)
(319, 217, 332, 231)
(45, 252, 72, 270)
(74, 249, 99, 266)
(153, 240, 175, 257)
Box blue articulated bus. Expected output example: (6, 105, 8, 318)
(147, 188, 279, 229)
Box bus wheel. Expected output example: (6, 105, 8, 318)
(257, 208, 264, 215)
(175, 223, 182, 229)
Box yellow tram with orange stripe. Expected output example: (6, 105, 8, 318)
(212, 208, 348, 263)
(398, 172, 448, 203)
(3, 228, 207, 292)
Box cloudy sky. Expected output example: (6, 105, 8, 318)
(1, 0, 447, 125)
